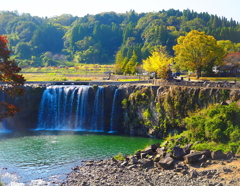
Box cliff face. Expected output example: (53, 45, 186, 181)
(1, 84, 239, 137)
(3, 85, 45, 130)
(119, 85, 240, 138)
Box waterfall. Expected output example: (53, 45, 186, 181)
(74, 86, 91, 130)
(37, 85, 107, 131)
(109, 88, 121, 133)
(90, 87, 104, 132)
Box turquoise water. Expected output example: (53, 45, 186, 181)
(0, 131, 160, 184)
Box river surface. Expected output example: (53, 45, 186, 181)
(0, 131, 160, 185)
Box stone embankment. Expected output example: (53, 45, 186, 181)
(61, 143, 240, 186)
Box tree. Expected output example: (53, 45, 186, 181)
(0, 35, 25, 120)
(217, 40, 235, 54)
(142, 46, 172, 79)
(114, 50, 125, 74)
(223, 52, 240, 67)
(173, 30, 224, 78)
(124, 51, 138, 75)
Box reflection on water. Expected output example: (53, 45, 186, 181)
(0, 131, 161, 185)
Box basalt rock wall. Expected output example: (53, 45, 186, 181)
(2, 85, 45, 130)
(118, 85, 240, 138)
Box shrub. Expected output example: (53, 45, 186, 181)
(113, 153, 125, 161)
(184, 102, 240, 143)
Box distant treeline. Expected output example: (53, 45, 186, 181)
(0, 9, 240, 67)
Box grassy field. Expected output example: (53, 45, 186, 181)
(22, 73, 100, 81)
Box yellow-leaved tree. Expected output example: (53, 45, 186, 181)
(173, 30, 224, 78)
(143, 46, 173, 79)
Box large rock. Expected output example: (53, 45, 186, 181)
(172, 146, 186, 160)
(183, 144, 192, 154)
(143, 146, 154, 155)
(156, 147, 166, 157)
(141, 160, 154, 168)
(184, 150, 211, 164)
(211, 150, 227, 160)
(157, 157, 175, 169)
(153, 154, 164, 162)
(150, 143, 160, 152)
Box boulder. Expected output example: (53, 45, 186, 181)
(156, 148, 166, 157)
(143, 146, 154, 155)
(153, 154, 163, 162)
(150, 143, 160, 152)
(129, 157, 138, 164)
(211, 150, 227, 160)
(172, 146, 186, 160)
(184, 150, 211, 164)
(198, 154, 207, 162)
(157, 157, 175, 169)
(174, 162, 188, 172)
(135, 150, 141, 159)
(141, 160, 154, 168)
(140, 152, 148, 159)
(183, 144, 192, 154)
(226, 151, 234, 160)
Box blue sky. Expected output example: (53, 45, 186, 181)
(1, 0, 240, 22)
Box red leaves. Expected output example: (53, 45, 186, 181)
(0, 102, 20, 119)
(0, 35, 26, 120)
(0, 35, 11, 60)
(223, 52, 240, 66)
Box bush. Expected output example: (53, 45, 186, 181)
(230, 129, 240, 142)
(113, 153, 125, 161)
(184, 102, 240, 144)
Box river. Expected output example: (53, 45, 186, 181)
(0, 131, 160, 185)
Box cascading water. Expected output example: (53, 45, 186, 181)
(90, 87, 104, 132)
(109, 88, 122, 133)
(37, 85, 109, 132)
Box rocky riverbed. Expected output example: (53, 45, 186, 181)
(61, 144, 240, 186)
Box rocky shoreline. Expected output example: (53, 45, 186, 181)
(61, 143, 240, 186)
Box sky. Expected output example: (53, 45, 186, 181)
(1, 0, 240, 22)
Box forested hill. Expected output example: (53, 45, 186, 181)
(1, 9, 240, 67)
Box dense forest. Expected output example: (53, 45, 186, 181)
(0, 9, 240, 68)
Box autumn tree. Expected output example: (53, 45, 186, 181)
(223, 52, 240, 67)
(0, 35, 25, 120)
(173, 30, 224, 78)
(142, 46, 172, 79)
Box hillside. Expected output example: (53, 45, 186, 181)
(0, 9, 240, 67)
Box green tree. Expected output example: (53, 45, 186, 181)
(15, 42, 32, 59)
(173, 30, 224, 78)
(124, 51, 138, 74)
(114, 50, 125, 74)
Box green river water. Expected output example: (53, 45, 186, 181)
(0, 131, 160, 185)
